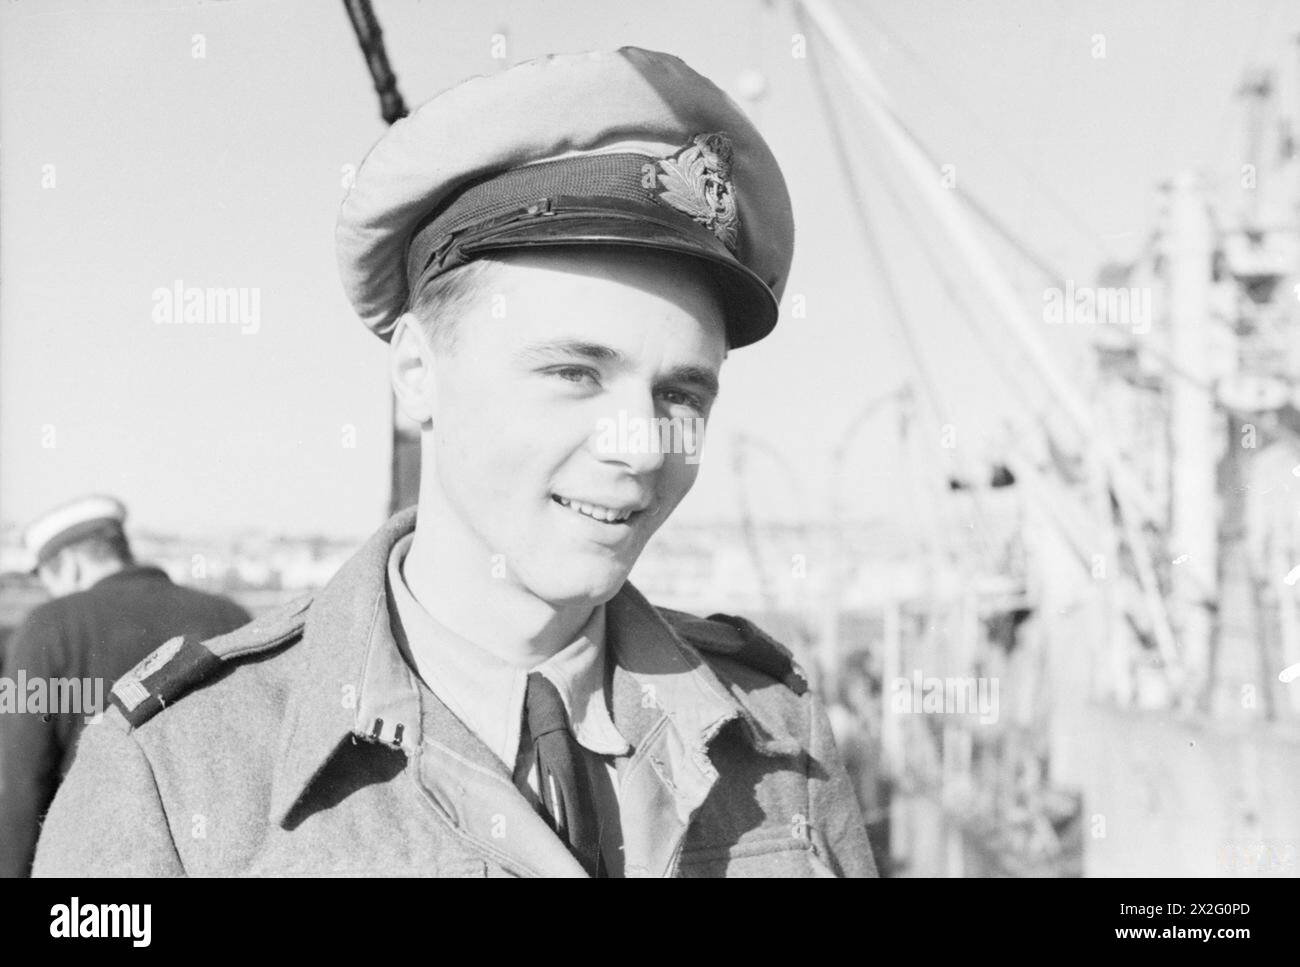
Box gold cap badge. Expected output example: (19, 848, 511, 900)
(641, 132, 740, 250)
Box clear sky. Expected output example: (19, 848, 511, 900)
(3, 0, 1296, 540)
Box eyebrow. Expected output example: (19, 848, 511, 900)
(516, 340, 621, 365)
(515, 339, 720, 399)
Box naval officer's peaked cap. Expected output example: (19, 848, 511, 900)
(336, 46, 794, 350)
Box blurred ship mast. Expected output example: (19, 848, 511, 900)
(343, 0, 408, 125)
(340, 0, 421, 515)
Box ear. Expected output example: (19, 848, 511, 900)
(389, 313, 438, 425)
(65, 553, 84, 591)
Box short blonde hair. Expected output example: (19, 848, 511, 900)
(406, 258, 501, 353)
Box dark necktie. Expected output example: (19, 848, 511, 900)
(524, 671, 604, 877)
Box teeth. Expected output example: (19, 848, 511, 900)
(555, 496, 633, 523)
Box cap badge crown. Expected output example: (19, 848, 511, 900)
(641, 132, 739, 250)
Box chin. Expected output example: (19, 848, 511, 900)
(522, 557, 632, 607)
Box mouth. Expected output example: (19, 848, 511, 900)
(551, 494, 646, 525)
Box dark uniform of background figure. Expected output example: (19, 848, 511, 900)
(0, 495, 249, 877)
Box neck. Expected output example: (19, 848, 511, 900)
(78, 557, 127, 591)
(402, 482, 594, 668)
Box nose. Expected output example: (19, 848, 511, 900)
(592, 387, 666, 475)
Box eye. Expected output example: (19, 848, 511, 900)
(660, 388, 707, 413)
(547, 365, 600, 386)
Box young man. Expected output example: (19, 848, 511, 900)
(33, 47, 876, 877)
(1, 495, 249, 877)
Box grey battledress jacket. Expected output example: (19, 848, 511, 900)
(34, 509, 877, 877)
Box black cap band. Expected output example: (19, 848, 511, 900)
(400, 151, 777, 348)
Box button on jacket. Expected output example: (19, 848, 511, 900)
(33, 510, 877, 877)
(0, 566, 249, 877)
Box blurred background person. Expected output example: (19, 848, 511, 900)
(0, 494, 249, 877)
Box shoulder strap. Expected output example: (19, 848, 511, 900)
(661, 608, 808, 695)
(109, 593, 313, 727)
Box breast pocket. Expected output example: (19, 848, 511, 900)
(676, 838, 837, 878)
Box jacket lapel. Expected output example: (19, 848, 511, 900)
(606, 583, 757, 877)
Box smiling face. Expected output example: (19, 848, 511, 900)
(394, 248, 728, 607)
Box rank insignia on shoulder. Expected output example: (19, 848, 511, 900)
(109, 593, 312, 727)
(110, 634, 221, 725)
